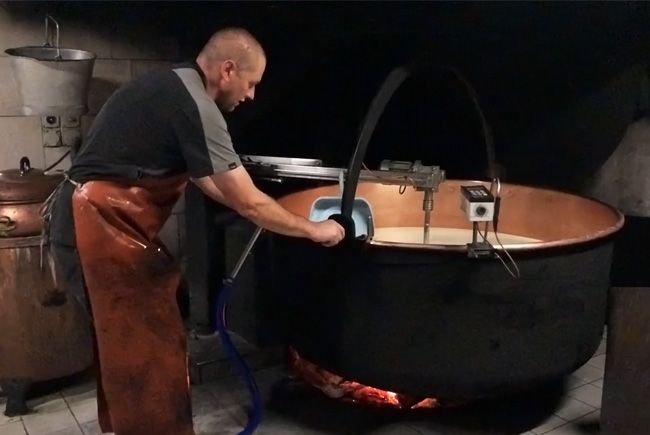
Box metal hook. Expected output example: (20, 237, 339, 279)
(44, 15, 61, 60)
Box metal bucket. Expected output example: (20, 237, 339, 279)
(4, 16, 96, 116)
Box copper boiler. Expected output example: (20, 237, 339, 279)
(266, 180, 624, 402)
(0, 157, 92, 416)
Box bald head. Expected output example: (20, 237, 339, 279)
(198, 27, 265, 72)
(196, 27, 266, 111)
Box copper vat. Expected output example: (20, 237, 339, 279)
(266, 180, 623, 401)
(0, 158, 93, 416)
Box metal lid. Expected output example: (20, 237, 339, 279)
(0, 157, 63, 204)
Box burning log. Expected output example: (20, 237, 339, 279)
(288, 347, 439, 410)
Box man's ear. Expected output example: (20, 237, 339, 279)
(220, 60, 236, 81)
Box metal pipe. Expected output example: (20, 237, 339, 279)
(472, 222, 478, 244)
(422, 189, 434, 244)
(423, 210, 431, 244)
(229, 226, 264, 281)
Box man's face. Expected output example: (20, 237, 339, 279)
(214, 55, 266, 112)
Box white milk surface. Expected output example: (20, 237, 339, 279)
(372, 227, 540, 245)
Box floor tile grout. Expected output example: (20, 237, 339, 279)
(60, 393, 85, 433)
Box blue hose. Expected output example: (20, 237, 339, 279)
(215, 278, 263, 434)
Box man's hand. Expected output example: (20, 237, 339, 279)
(310, 220, 345, 247)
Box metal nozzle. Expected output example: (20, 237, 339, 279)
(422, 189, 434, 244)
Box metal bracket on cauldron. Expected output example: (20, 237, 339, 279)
(242, 155, 445, 243)
(241, 154, 445, 192)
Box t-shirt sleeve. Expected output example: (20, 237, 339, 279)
(172, 67, 242, 178)
(174, 102, 242, 179)
(206, 117, 242, 174)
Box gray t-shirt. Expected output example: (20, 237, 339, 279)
(49, 62, 239, 246)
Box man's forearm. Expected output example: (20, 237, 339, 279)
(192, 175, 316, 239)
(235, 191, 316, 239)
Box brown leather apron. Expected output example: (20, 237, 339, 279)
(71, 174, 194, 435)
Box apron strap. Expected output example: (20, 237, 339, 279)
(39, 173, 81, 269)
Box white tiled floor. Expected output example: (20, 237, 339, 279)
(524, 336, 606, 435)
(0, 334, 608, 435)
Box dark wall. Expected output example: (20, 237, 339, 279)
(7, 1, 650, 187)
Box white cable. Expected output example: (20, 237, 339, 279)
(490, 177, 518, 278)
(494, 231, 520, 279)
(477, 227, 519, 279)
(476, 177, 520, 279)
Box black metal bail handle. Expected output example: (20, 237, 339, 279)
(340, 66, 411, 219)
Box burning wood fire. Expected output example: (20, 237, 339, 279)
(288, 347, 439, 410)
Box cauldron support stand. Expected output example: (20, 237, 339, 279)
(1, 377, 31, 416)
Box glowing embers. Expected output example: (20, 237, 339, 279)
(288, 347, 438, 410)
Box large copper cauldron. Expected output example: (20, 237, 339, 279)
(268, 180, 623, 402)
(0, 158, 92, 416)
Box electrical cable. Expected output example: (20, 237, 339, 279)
(441, 65, 497, 180)
(475, 177, 520, 279)
(493, 233, 521, 279)
(43, 150, 70, 173)
(476, 225, 520, 279)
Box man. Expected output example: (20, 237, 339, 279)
(48, 28, 344, 435)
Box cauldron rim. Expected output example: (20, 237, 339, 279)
(278, 179, 625, 250)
